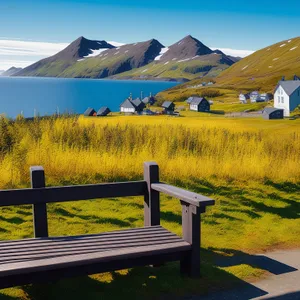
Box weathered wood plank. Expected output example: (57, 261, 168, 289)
(0, 238, 185, 263)
(0, 181, 147, 207)
(0, 226, 165, 246)
(0, 233, 180, 254)
(31, 166, 49, 238)
(0, 242, 190, 277)
(151, 183, 215, 207)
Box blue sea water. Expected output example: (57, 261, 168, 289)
(0, 77, 178, 118)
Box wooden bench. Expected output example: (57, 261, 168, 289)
(0, 162, 214, 289)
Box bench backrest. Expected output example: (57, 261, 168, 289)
(0, 162, 159, 238)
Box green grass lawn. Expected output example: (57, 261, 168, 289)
(0, 179, 299, 300)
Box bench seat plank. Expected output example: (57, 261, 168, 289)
(0, 226, 190, 288)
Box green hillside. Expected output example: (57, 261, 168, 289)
(158, 36, 300, 105)
(216, 36, 300, 91)
(112, 55, 230, 81)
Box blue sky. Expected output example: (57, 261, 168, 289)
(1, 0, 300, 70)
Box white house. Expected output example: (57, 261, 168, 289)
(239, 93, 250, 104)
(274, 81, 300, 116)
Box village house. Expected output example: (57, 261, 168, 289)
(263, 107, 284, 120)
(250, 91, 260, 102)
(142, 96, 156, 106)
(162, 101, 175, 114)
(131, 98, 146, 111)
(189, 97, 210, 112)
(120, 99, 136, 113)
(84, 107, 96, 116)
(274, 79, 300, 116)
(258, 93, 273, 102)
(97, 107, 111, 116)
(120, 98, 145, 114)
(239, 93, 250, 104)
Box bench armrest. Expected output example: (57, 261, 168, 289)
(151, 183, 215, 208)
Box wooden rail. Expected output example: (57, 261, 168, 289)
(0, 181, 148, 207)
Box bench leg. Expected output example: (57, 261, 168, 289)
(180, 202, 202, 278)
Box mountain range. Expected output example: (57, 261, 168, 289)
(13, 35, 238, 82)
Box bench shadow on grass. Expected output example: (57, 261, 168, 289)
(172, 177, 300, 221)
(0, 247, 297, 300)
(14, 245, 298, 300)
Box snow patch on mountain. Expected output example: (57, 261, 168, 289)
(84, 48, 109, 58)
(154, 47, 169, 61)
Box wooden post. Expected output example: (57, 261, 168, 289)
(30, 166, 48, 238)
(180, 201, 204, 277)
(143, 162, 160, 227)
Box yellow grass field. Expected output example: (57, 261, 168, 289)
(0, 113, 299, 299)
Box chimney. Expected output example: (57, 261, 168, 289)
(281, 76, 285, 81)
(294, 75, 300, 81)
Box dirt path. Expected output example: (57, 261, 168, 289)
(191, 249, 300, 299)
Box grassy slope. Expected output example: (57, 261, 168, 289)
(113, 59, 229, 81)
(158, 37, 300, 109)
(60, 54, 129, 78)
(216, 37, 300, 91)
(0, 115, 299, 299)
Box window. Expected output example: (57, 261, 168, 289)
(278, 96, 280, 102)
(281, 97, 284, 103)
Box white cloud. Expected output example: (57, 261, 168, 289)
(0, 39, 68, 56)
(211, 47, 254, 58)
(0, 60, 35, 70)
(0, 39, 68, 70)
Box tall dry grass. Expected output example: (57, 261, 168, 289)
(0, 115, 299, 188)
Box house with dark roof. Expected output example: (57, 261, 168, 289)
(162, 101, 175, 114)
(120, 99, 136, 113)
(189, 97, 210, 112)
(84, 107, 96, 116)
(120, 98, 145, 114)
(274, 80, 300, 116)
(239, 93, 250, 104)
(142, 96, 156, 106)
(131, 98, 146, 111)
(97, 107, 111, 116)
(263, 108, 284, 120)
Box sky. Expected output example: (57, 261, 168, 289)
(1, 0, 300, 70)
